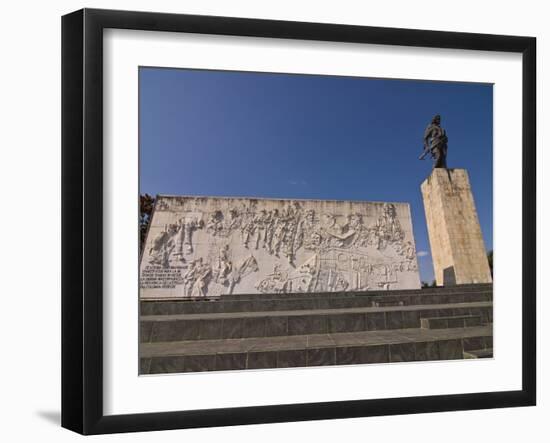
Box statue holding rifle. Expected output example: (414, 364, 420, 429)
(419, 114, 448, 169)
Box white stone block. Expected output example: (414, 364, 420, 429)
(140, 196, 421, 298)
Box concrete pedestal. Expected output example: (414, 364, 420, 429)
(421, 168, 492, 286)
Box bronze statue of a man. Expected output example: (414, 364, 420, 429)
(420, 114, 448, 169)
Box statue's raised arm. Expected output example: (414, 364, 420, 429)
(419, 114, 448, 169)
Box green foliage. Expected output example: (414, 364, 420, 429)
(421, 280, 437, 288)
(487, 249, 493, 278)
(140, 194, 155, 254)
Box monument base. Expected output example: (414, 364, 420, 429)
(421, 168, 492, 286)
(139, 284, 493, 373)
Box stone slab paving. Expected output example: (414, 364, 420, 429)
(216, 283, 493, 300)
(139, 284, 493, 373)
(140, 290, 493, 315)
(140, 301, 493, 342)
(140, 325, 493, 373)
(141, 301, 492, 322)
(141, 325, 492, 358)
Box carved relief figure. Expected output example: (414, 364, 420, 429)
(271, 213, 286, 256)
(264, 209, 278, 253)
(190, 258, 212, 297)
(242, 210, 265, 249)
(226, 208, 242, 232)
(256, 265, 290, 294)
(213, 244, 232, 284)
(148, 223, 178, 267)
(181, 260, 197, 297)
(175, 217, 202, 258)
(156, 199, 170, 211)
(227, 255, 259, 294)
(141, 197, 421, 297)
(206, 210, 225, 236)
(372, 203, 404, 249)
(295, 209, 318, 251)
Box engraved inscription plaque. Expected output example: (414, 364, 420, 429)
(140, 196, 421, 299)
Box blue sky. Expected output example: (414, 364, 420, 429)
(139, 67, 493, 283)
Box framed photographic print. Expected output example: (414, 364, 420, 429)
(61, 8, 536, 435)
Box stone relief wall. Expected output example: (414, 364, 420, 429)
(140, 196, 421, 299)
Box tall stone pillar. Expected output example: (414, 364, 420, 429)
(421, 168, 492, 286)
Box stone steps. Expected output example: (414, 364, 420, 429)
(420, 315, 483, 329)
(139, 284, 494, 374)
(141, 301, 492, 343)
(217, 283, 493, 301)
(140, 290, 493, 316)
(140, 325, 493, 374)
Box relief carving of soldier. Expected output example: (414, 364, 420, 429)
(190, 258, 212, 297)
(295, 209, 318, 251)
(174, 217, 202, 257)
(226, 208, 242, 231)
(375, 203, 404, 248)
(214, 244, 233, 284)
(206, 210, 224, 236)
(181, 260, 197, 296)
(148, 223, 178, 267)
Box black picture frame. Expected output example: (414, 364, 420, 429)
(62, 8, 536, 435)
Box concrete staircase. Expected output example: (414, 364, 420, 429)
(140, 283, 493, 374)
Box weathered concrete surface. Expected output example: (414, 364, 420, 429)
(140, 196, 421, 299)
(421, 169, 492, 286)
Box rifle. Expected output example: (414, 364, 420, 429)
(419, 146, 432, 160)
